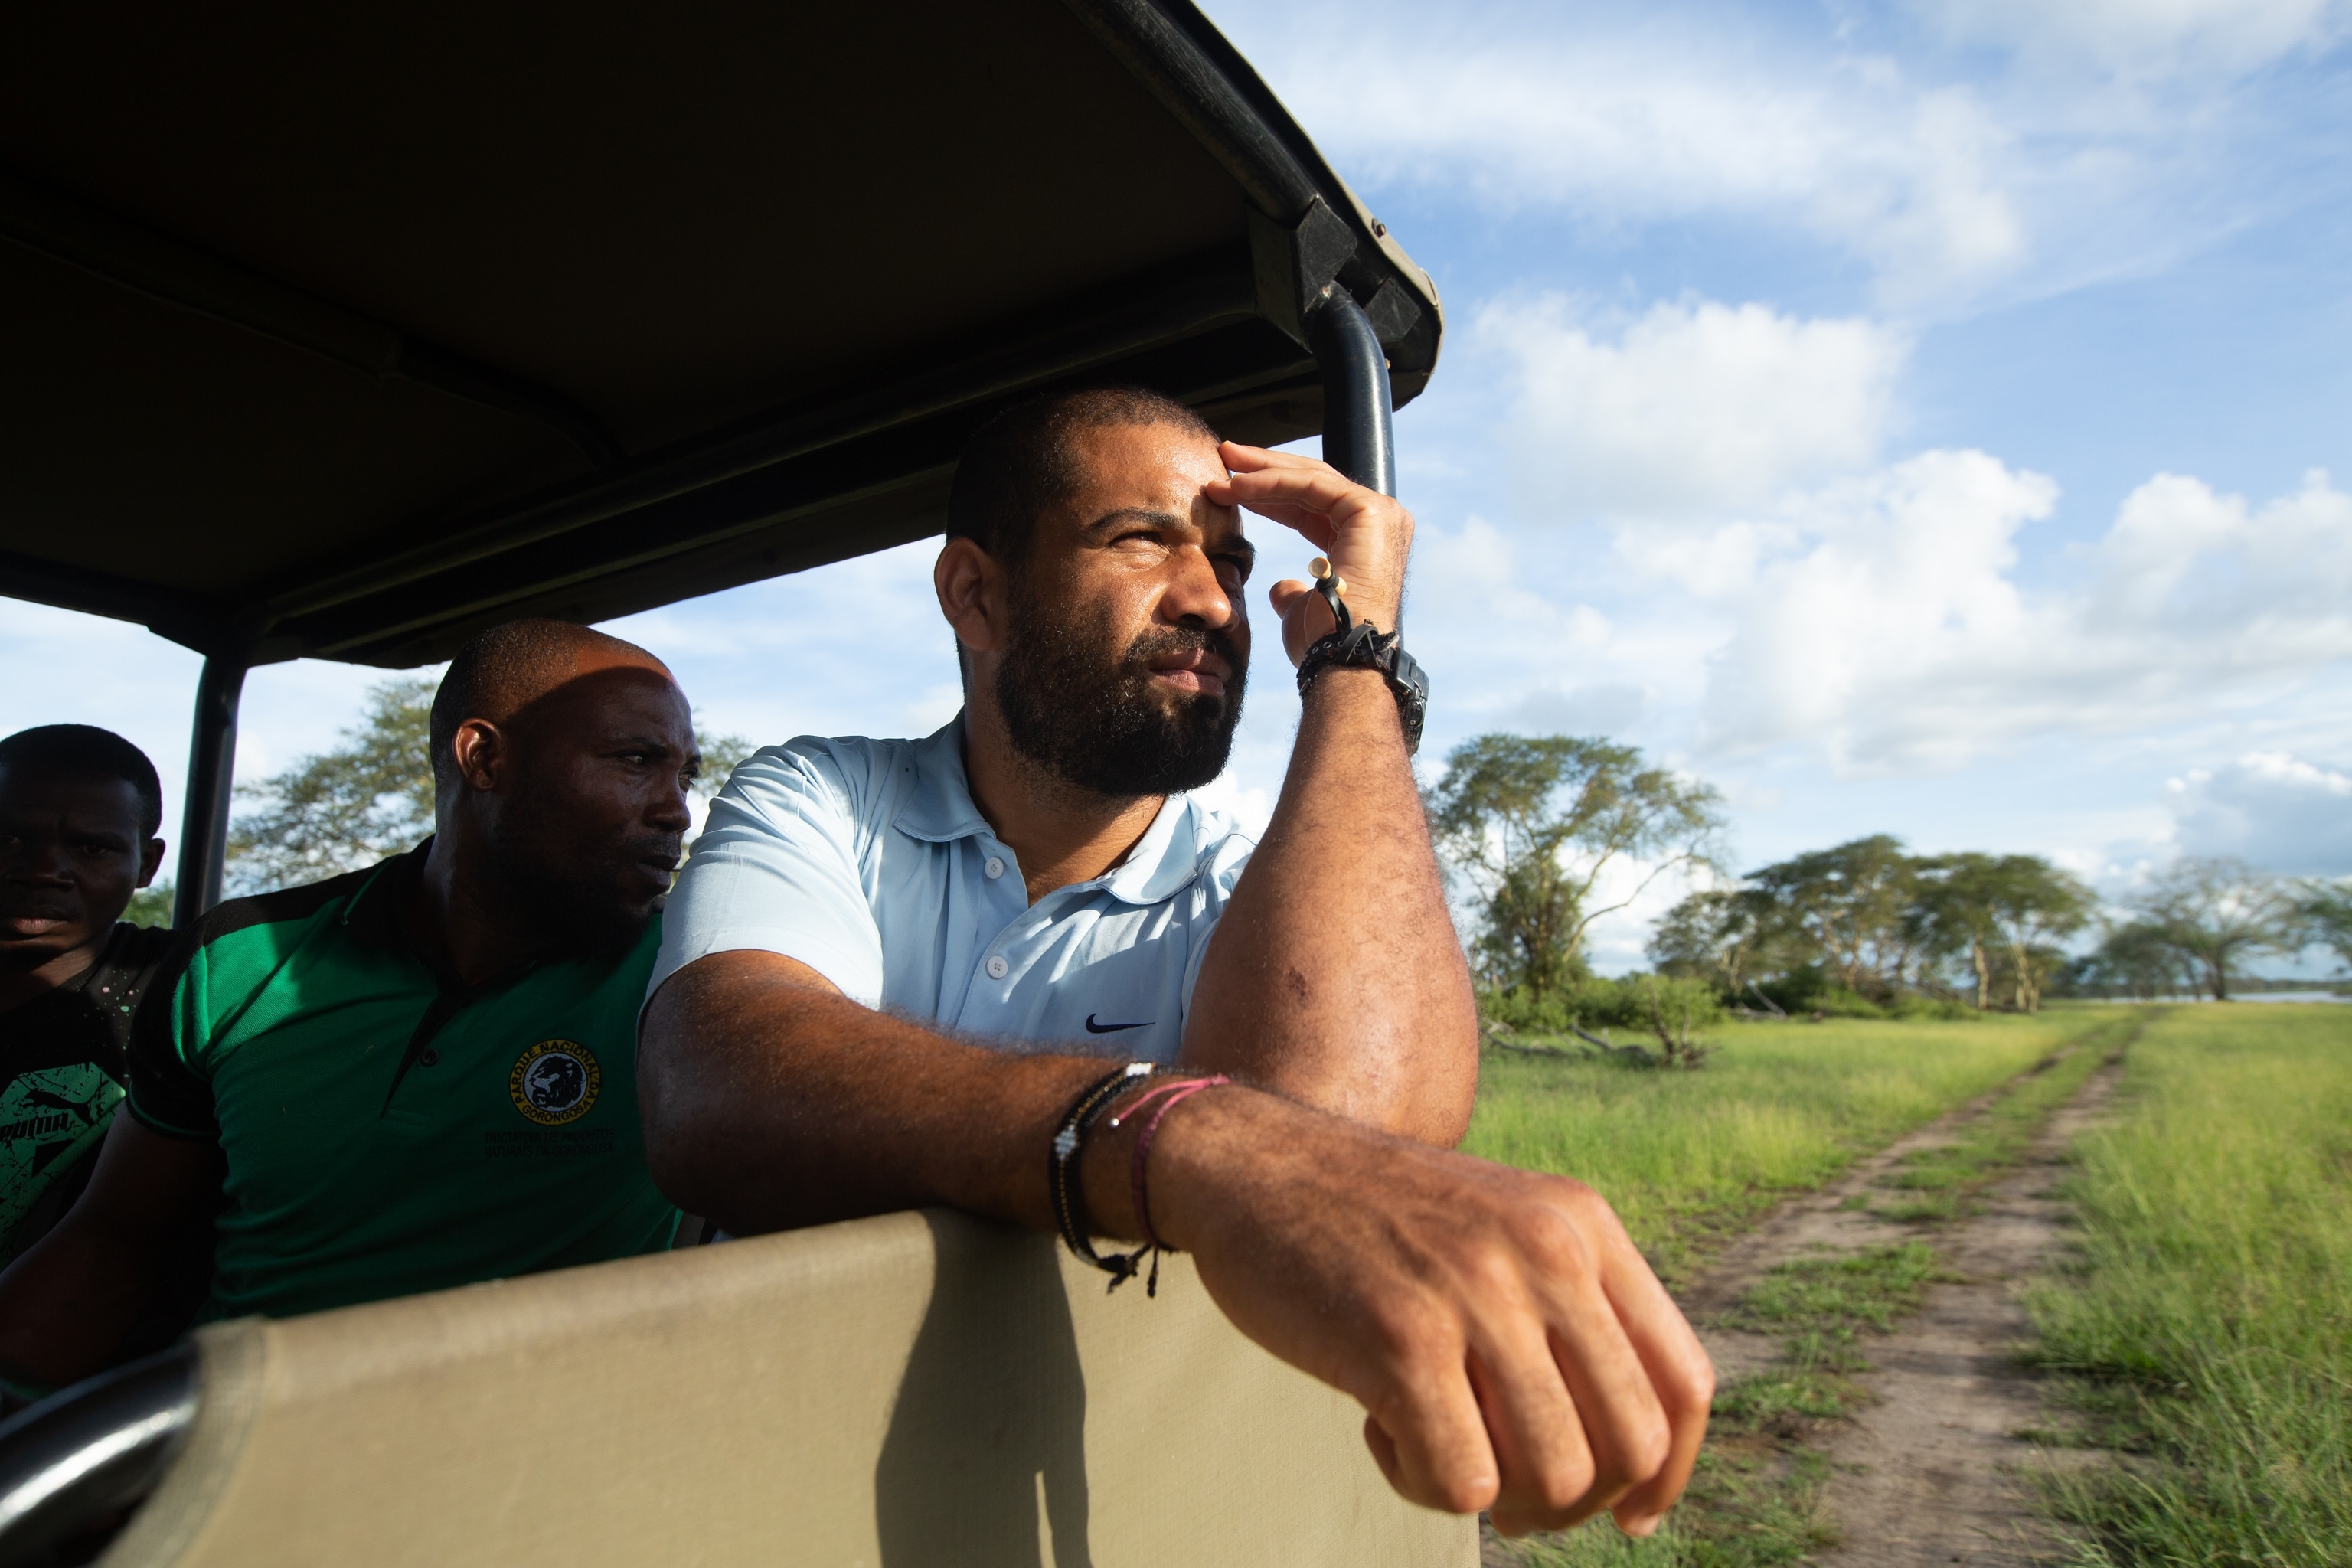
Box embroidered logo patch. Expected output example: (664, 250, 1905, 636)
(508, 1040, 601, 1126)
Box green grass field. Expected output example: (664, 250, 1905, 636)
(1481, 1013, 2127, 1568)
(1474, 1004, 2350, 1565)
(2025, 1004, 2352, 1566)
(1465, 1010, 2116, 1280)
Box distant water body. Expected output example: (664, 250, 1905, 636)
(2095, 991, 2351, 1004)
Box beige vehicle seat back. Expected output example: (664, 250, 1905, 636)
(102, 1209, 1475, 1567)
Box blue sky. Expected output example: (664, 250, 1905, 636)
(7, 0, 2351, 969)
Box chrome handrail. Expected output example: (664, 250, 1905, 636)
(0, 1346, 198, 1568)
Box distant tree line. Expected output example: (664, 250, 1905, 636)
(1426, 730, 2352, 1037)
(197, 706, 2352, 1014)
(1647, 836, 2097, 1014)
(2065, 857, 2350, 1002)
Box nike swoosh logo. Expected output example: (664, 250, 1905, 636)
(1084, 1014, 1154, 1034)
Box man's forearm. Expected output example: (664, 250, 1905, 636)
(0, 1114, 219, 1393)
(0, 1225, 164, 1390)
(641, 952, 1153, 1235)
(643, 948, 1712, 1537)
(1181, 667, 1478, 1143)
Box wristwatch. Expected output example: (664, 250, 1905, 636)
(1295, 562, 1429, 754)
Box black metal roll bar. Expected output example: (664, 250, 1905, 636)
(172, 656, 248, 931)
(0, 1345, 199, 1568)
(1308, 289, 1396, 499)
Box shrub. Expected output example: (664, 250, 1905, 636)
(1756, 969, 1881, 1018)
(1481, 973, 1726, 1067)
(1811, 985, 1891, 1019)
(1889, 994, 1975, 1022)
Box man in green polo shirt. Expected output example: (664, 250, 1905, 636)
(0, 620, 689, 1391)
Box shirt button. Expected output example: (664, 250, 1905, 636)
(985, 954, 1010, 980)
(985, 856, 1006, 880)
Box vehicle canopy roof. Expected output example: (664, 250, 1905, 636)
(0, 0, 1442, 670)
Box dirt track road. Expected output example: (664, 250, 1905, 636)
(1683, 1052, 2124, 1566)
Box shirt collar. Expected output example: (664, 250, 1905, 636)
(891, 712, 1218, 906)
(1096, 792, 1216, 906)
(890, 717, 995, 843)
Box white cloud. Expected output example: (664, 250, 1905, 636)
(603, 539, 952, 747)
(0, 605, 204, 831)
(1676, 449, 2056, 769)
(0, 604, 410, 845)
(1244, 28, 2025, 305)
(1483, 297, 1908, 518)
(1579, 851, 1717, 975)
(1191, 771, 1275, 839)
(1649, 461, 2352, 773)
(905, 683, 965, 737)
(2168, 750, 2352, 873)
(1409, 514, 1615, 653)
(1208, 0, 2347, 314)
(1509, 683, 1651, 738)
(1913, 0, 2351, 78)
(1457, 278, 2352, 782)
(2083, 470, 2352, 655)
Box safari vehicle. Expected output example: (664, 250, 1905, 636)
(0, 3, 1454, 1562)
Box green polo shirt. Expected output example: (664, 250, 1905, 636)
(128, 843, 679, 1321)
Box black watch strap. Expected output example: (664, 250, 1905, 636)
(1296, 568, 1429, 754)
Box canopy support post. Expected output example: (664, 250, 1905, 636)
(172, 655, 248, 929)
(1306, 289, 1395, 498)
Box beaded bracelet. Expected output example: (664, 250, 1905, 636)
(1108, 1073, 1232, 1295)
(1048, 1062, 1157, 1289)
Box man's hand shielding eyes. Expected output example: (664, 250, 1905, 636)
(1207, 440, 1413, 666)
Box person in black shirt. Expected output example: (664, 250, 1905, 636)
(0, 725, 174, 1263)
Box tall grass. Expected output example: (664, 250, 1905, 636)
(2027, 1004, 2352, 1566)
(1467, 1011, 2108, 1278)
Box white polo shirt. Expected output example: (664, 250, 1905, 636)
(648, 717, 1256, 1062)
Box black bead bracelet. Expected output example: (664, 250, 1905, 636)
(1047, 1061, 1156, 1290)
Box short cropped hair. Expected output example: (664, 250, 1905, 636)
(0, 724, 165, 837)
(429, 619, 659, 789)
(946, 387, 1219, 574)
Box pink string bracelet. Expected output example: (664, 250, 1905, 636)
(1106, 1073, 1232, 1295)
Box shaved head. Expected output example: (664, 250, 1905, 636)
(430, 620, 667, 792)
(427, 618, 696, 963)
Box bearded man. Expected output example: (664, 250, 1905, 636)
(642, 388, 1715, 1540)
(0, 622, 693, 1400)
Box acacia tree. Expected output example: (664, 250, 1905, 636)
(1426, 733, 1724, 998)
(1743, 835, 1921, 1001)
(2298, 879, 2352, 974)
(228, 678, 437, 893)
(1910, 854, 1999, 1008)
(1648, 886, 1786, 1000)
(230, 678, 754, 897)
(1988, 859, 2093, 1011)
(2081, 920, 2199, 1000)
(2132, 857, 2298, 1001)
(1913, 853, 2093, 1011)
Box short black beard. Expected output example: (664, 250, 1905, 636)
(482, 799, 670, 969)
(995, 589, 1246, 798)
